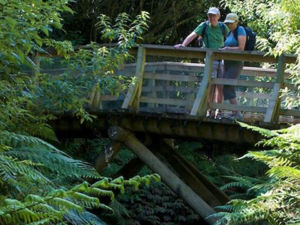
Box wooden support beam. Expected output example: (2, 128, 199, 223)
(152, 138, 229, 207)
(95, 142, 122, 173)
(264, 55, 286, 123)
(108, 126, 217, 225)
(122, 47, 146, 111)
(190, 51, 214, 116)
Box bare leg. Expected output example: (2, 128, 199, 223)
(216, 85, 223, 104)
(207, 84, 216, 117)
(209, 84, 216, 104)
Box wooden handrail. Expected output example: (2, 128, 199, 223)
(138, 44, 297, 64)
(35, 44, 299, 123)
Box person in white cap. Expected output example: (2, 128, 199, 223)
(221, 13, 246, 120)
(174, 7, 229, 119)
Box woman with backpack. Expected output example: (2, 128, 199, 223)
(221, 13, 246, 120)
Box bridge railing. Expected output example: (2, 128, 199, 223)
(34, 44, 299, 124)
(109, 44, 299, 124)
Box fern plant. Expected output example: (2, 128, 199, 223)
(212, 122, 300, 225)
(0, 127, 160, 225)
(0, 0, 156, 224)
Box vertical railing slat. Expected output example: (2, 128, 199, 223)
(122, 47, 146, 111)
(264, 55, 285, 123)
(190, 51, 214, 116)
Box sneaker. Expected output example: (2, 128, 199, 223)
(206, 109, 215, 118)
(214, 109, 223, 120)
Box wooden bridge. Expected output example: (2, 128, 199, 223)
(49, 45, 299, 224)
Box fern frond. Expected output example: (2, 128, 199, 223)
(6, 147, 100, 179)
(49, 197, 83, 212)
(64, 210, 107, 225)
(0, 155, 50, 191)
(243, 150, 295, 168)
(221, 181, 250, 191)
(69, 192, 100, 208)
(221, 175, 261, 191)
(268, 166, 300, 179)
(0, 131, 64, 155)
(237, 121, 278, 137)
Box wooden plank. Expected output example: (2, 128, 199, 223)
(140, 96, 192, 107)
(144, 72, 202, 82)
(139, 106, 189, 114)
(264, 55, 285, 123)
(190, 51, 214, 116)
(237, 91, 272, 99)
(210, 103, 267, 113)
(121, 62, 292, 78)
(101, 95, 120, 101)
(280, 109, 300, 117)
(212, 78, 274, 88)
(148, 77, 157, 108)
(142, 86, 197, 93)
(122, 47, 146, 110)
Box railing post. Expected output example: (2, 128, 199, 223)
(122, 46, 146, 111)
(89, 83, 102, 109)
(264, 55, 285, 123)
(190, 51, 214, 116)
(33, 52, 40, 76)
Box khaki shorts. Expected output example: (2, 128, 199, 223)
(211, 60, 223, 78)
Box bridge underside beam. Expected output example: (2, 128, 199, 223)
(150, 138, 229, 207)
(51, 111, 267, 144)
(108, 126, 217, 225)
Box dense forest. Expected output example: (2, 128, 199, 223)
(0, 0, 299, 225)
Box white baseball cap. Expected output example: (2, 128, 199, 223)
(207, 7, 220, 15)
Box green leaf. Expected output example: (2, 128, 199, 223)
(5, 16, 17, 28)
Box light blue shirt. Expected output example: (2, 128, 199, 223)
(224, 26, 246, 47)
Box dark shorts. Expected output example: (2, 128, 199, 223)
(223, 60, 243, 100)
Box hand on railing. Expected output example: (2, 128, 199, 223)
(174, 44, 186, 49)
(219, 46, 230, 50)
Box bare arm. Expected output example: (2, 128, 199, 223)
(174, 32, 198, 48)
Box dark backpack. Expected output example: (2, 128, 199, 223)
(198, 21, 226, 47)
(232, 26, 256, 50)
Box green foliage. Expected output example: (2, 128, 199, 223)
(175, 141, 267, 188)
(96, 11, 150, 49)
(35, 12, 150, 120)
(0, 0, 155, 224)
(63, 0, 222, 44)
(0, 130, 160, 224)
(213, 124, 300, 225)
